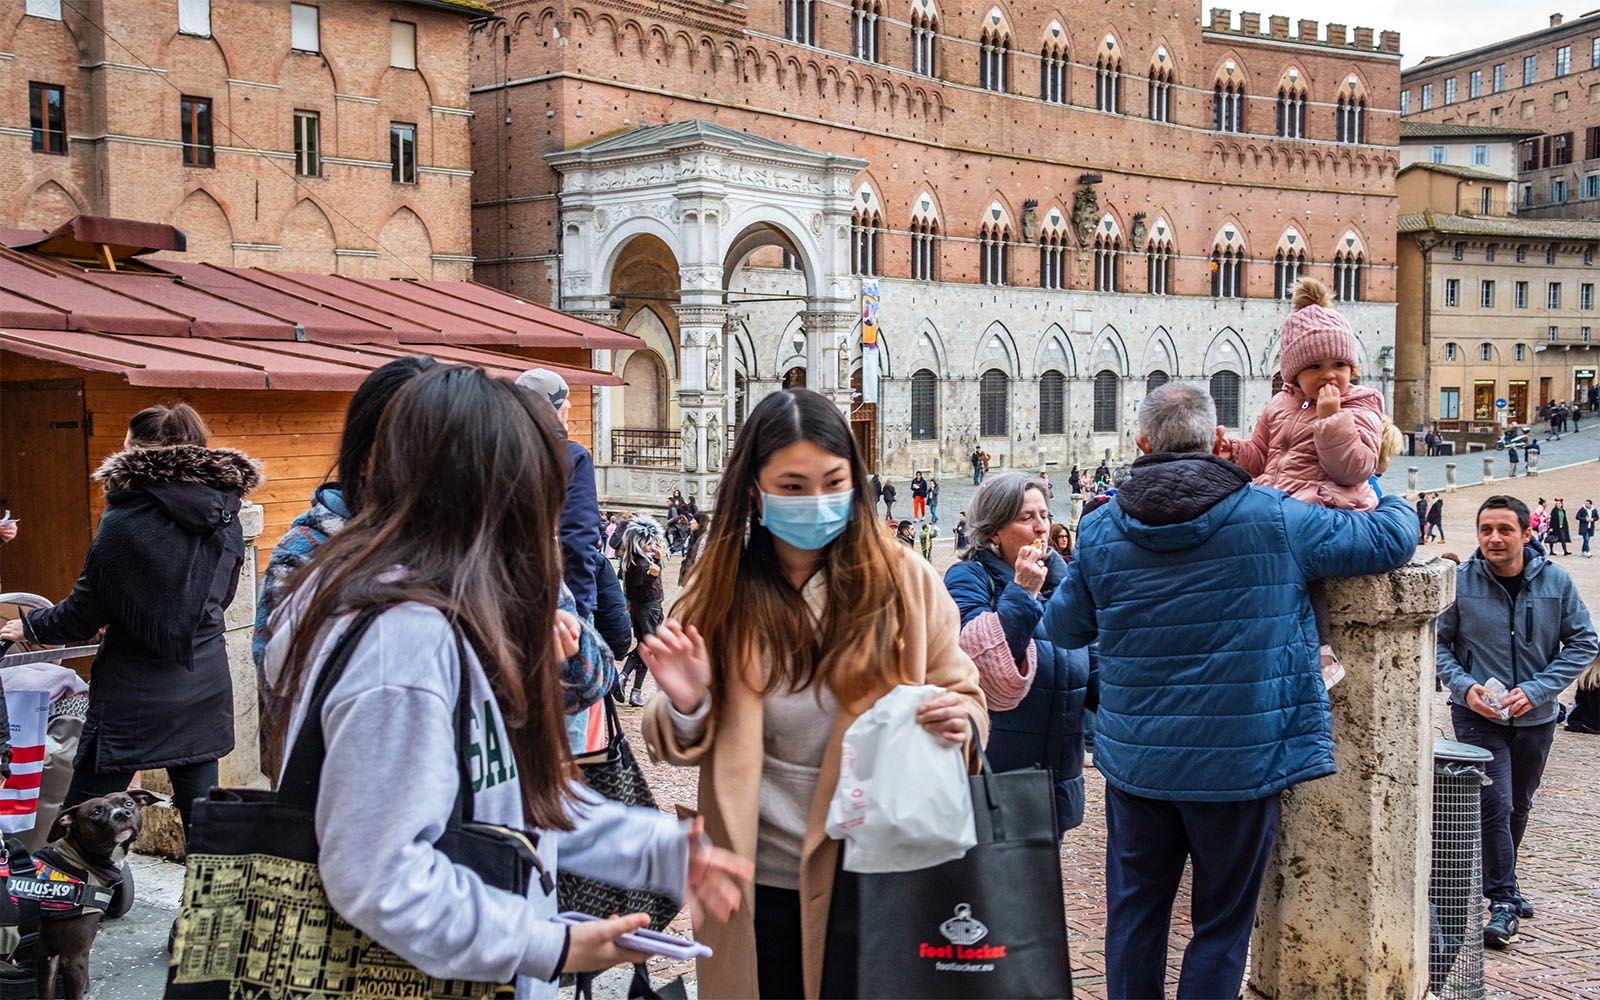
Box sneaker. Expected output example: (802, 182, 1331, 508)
(1510, 890, 1535, 920)
(1484, 902, 1520, 949)
(628, 689, 645, 708)
(1320, 644, 1345, 690)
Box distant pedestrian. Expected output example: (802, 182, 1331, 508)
(1547, 498, 1573, 556)
(895, 518, 915, 547)
(1578, 500, 1597, 557)
(954, 511, 969, 553)
(1428, 494, 1446, 543)
(870, 473, 883, 514)
(1416, 494, 1430, 544)
(980, 450, 992, 478)
(880, 478, 897, 519)
(1068, 465, 1083, 495)
(928, 477, 941, 524)
(1573, 407, 1582, 432)
(971, 447, 984, 485)
(619, 516, 666, 706)
(1094, 460, 1110, 485)
(911, 471, 929, 520)
(917, 521, 934, 561)
(1507, 444, 1520, 477)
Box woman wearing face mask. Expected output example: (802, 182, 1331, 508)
(637, 389, 987, 1000)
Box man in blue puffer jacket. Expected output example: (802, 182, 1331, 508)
(944, 471, 1090, 838)
(1043, 382, 1417, 1000)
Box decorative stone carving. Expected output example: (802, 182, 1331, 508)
(706, 414, 722, 471)
(1071, 187, 1101, 246)
(678, 264, 724, 290)
(1021, 200, 1039, 241)
(594, 208, 610, 233)
(811, 213, 824, 236)
(681, 414, 699, 473)
(1130, 212, 1148, 252)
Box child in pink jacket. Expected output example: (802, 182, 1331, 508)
(1221, 277, 1384, 688)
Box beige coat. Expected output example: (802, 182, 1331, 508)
(642, 549, 987, 999)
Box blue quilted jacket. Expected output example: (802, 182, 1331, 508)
(945, 550, 1091, 836)
(1043, 452, 1418, 802)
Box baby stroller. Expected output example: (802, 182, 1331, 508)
(0, 594, 131, 997)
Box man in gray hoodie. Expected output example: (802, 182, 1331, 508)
(1436, 495, 1598, 950)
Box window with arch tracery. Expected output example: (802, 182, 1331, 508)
(851, 0, 881, 62)
(912, 9, 938, 75)
(1336, 92, 1367, 144)
(851, 211, 881, 276)
(1146, 240, 1174, 295)
(1148, 65, 1174, 122)
(783, 0, 813, 44)
(1276, 82, 1306, 139)
(980, 27, 1010, 92)
(911, 369, 939, 438)
(1333, 251, 1363, 301)
(1273, 249, 1305, 299)
(1039, 370, 1066, 434)
(1210, 370, 1242, 428)
(910, 218, 939, 280)
(1096, 54, 1122, 112)
(1093, 370, 1120, 432)
(1213, 79, 1245, 132)
(1212, 245, 1244, 298)
(1039, 230, 1068, 290)
(979, 368, 1010, 436)
(1094, 235, 1120, 292)
(1041, 43, 1068, 103)
(1146, 370, 1169, 393)
(980, 224, 1010, 285)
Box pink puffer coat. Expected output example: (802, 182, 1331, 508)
(1227, 384, 1385, 511)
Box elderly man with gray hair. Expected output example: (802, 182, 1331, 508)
(1043, 382, 1417, 999)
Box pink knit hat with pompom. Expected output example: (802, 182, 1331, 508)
(1278, 277, 1359, 386)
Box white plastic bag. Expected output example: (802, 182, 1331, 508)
(825, 684, 976, 873)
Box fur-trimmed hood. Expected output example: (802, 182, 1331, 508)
(96, 445, 264, 497)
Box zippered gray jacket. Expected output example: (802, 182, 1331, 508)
(1436, 547, 1599, 727)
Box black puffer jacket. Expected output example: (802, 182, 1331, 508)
(25, 444, 263, 771)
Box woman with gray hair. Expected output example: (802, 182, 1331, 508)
(942, 471, 1091, 838)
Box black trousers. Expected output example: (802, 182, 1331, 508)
(67, 742, 217, 835)
(755, 883, 805, 1000)
(622, 604, 664, 694)
(1450, 704, 1558, 902)
(1104, 785, 1280, 1000)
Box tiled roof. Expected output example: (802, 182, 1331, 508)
(1398, 161, 1515, 183)
(1399, 121, 1542, 140)
(395, 0, 494, 16)
(1397, 210, 1600, 240)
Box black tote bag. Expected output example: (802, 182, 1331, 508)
(166, 607, 542, 999)
(821, 753, 1073, 999)
(558, 696, 680, 930)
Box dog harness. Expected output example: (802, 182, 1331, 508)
(2, 843, 117, 920)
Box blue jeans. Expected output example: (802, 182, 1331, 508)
(1450, 705, 1557, 902)
(928, 501, 938, 524)
(1583, 531, 1592, 554)
(1104, 785, 1281, 1000)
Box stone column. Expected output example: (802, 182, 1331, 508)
(1445, 463, 1457, 492)
(1249, 557, 1455, 1000)
(674, 299, 730, 504)
(802, 306, 858, 415)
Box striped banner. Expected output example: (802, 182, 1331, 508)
(0, 691, 48, 831)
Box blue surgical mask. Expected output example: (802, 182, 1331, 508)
(759, 490, 854, 551)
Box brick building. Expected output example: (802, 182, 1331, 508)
(1400, 11, 1600, 220)
(3, 0, 487, 276)
(470, 1, 1402, 500)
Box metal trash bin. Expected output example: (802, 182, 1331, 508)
(1430, 737, 1493, 1000)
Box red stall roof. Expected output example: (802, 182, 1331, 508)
(0, 216, 638, 390)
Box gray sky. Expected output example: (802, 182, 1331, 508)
(1280, 2, 1576, 67)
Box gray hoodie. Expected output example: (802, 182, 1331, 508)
(266, 601, 688, 997)
(1436, 547, 1599, 727)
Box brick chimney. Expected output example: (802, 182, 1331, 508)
(1551, 13, 1564, 27)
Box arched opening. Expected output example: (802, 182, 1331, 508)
(1210, 370, 1242, 428)
(850, 367, 878, 470)
(784, 366, 807, 389)
(979, 368, 1009, 436)
(610, 234, 683, 468)
(1146, 370, 1170, 394)
(619, 350, 668, 429)
(1093, 370, 1120, 432)
(1039, 370, 1066, 434)
(911, 368, 939, 440)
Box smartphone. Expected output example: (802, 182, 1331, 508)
(552, 912, 713, 960)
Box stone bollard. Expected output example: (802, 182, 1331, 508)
(1069, 494, 1084, 527)
(1249, 557, 1455, 1000)
(1444, 463, 1457, 493)
(1527, 450, 1540, 476)
(1482, 455, 1495, 483)
(136, 501, 266, 861)
(1406, 466, 1419, 498)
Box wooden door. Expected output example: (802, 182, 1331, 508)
(0, 382, 92, 600)
(850, 368, 878, 472)
(1508, 380, 1529, 423)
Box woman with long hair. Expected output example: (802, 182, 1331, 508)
(637, 388, 987, 1000)
(618, 515, 666, 707)
(263, 366, 749, 993)
(943, 472, 1090, 840)
(1049, 521, 1074, 562)
(1, 404, 262, 832)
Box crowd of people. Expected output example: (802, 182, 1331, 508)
(2, 275, 1597, 999)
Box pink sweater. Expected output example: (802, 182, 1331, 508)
(1227, 384, 1385, 511)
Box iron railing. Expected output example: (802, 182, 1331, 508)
(611, 428, 679, 468)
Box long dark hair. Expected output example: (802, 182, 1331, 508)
(676, 389, 909, 705)
(336, 356, 436, 515)
(277, 365, 575, 829)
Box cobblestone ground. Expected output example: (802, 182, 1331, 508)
(620, 459, 1600, 998)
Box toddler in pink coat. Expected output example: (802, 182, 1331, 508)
(1221, 277, 1384, 688)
